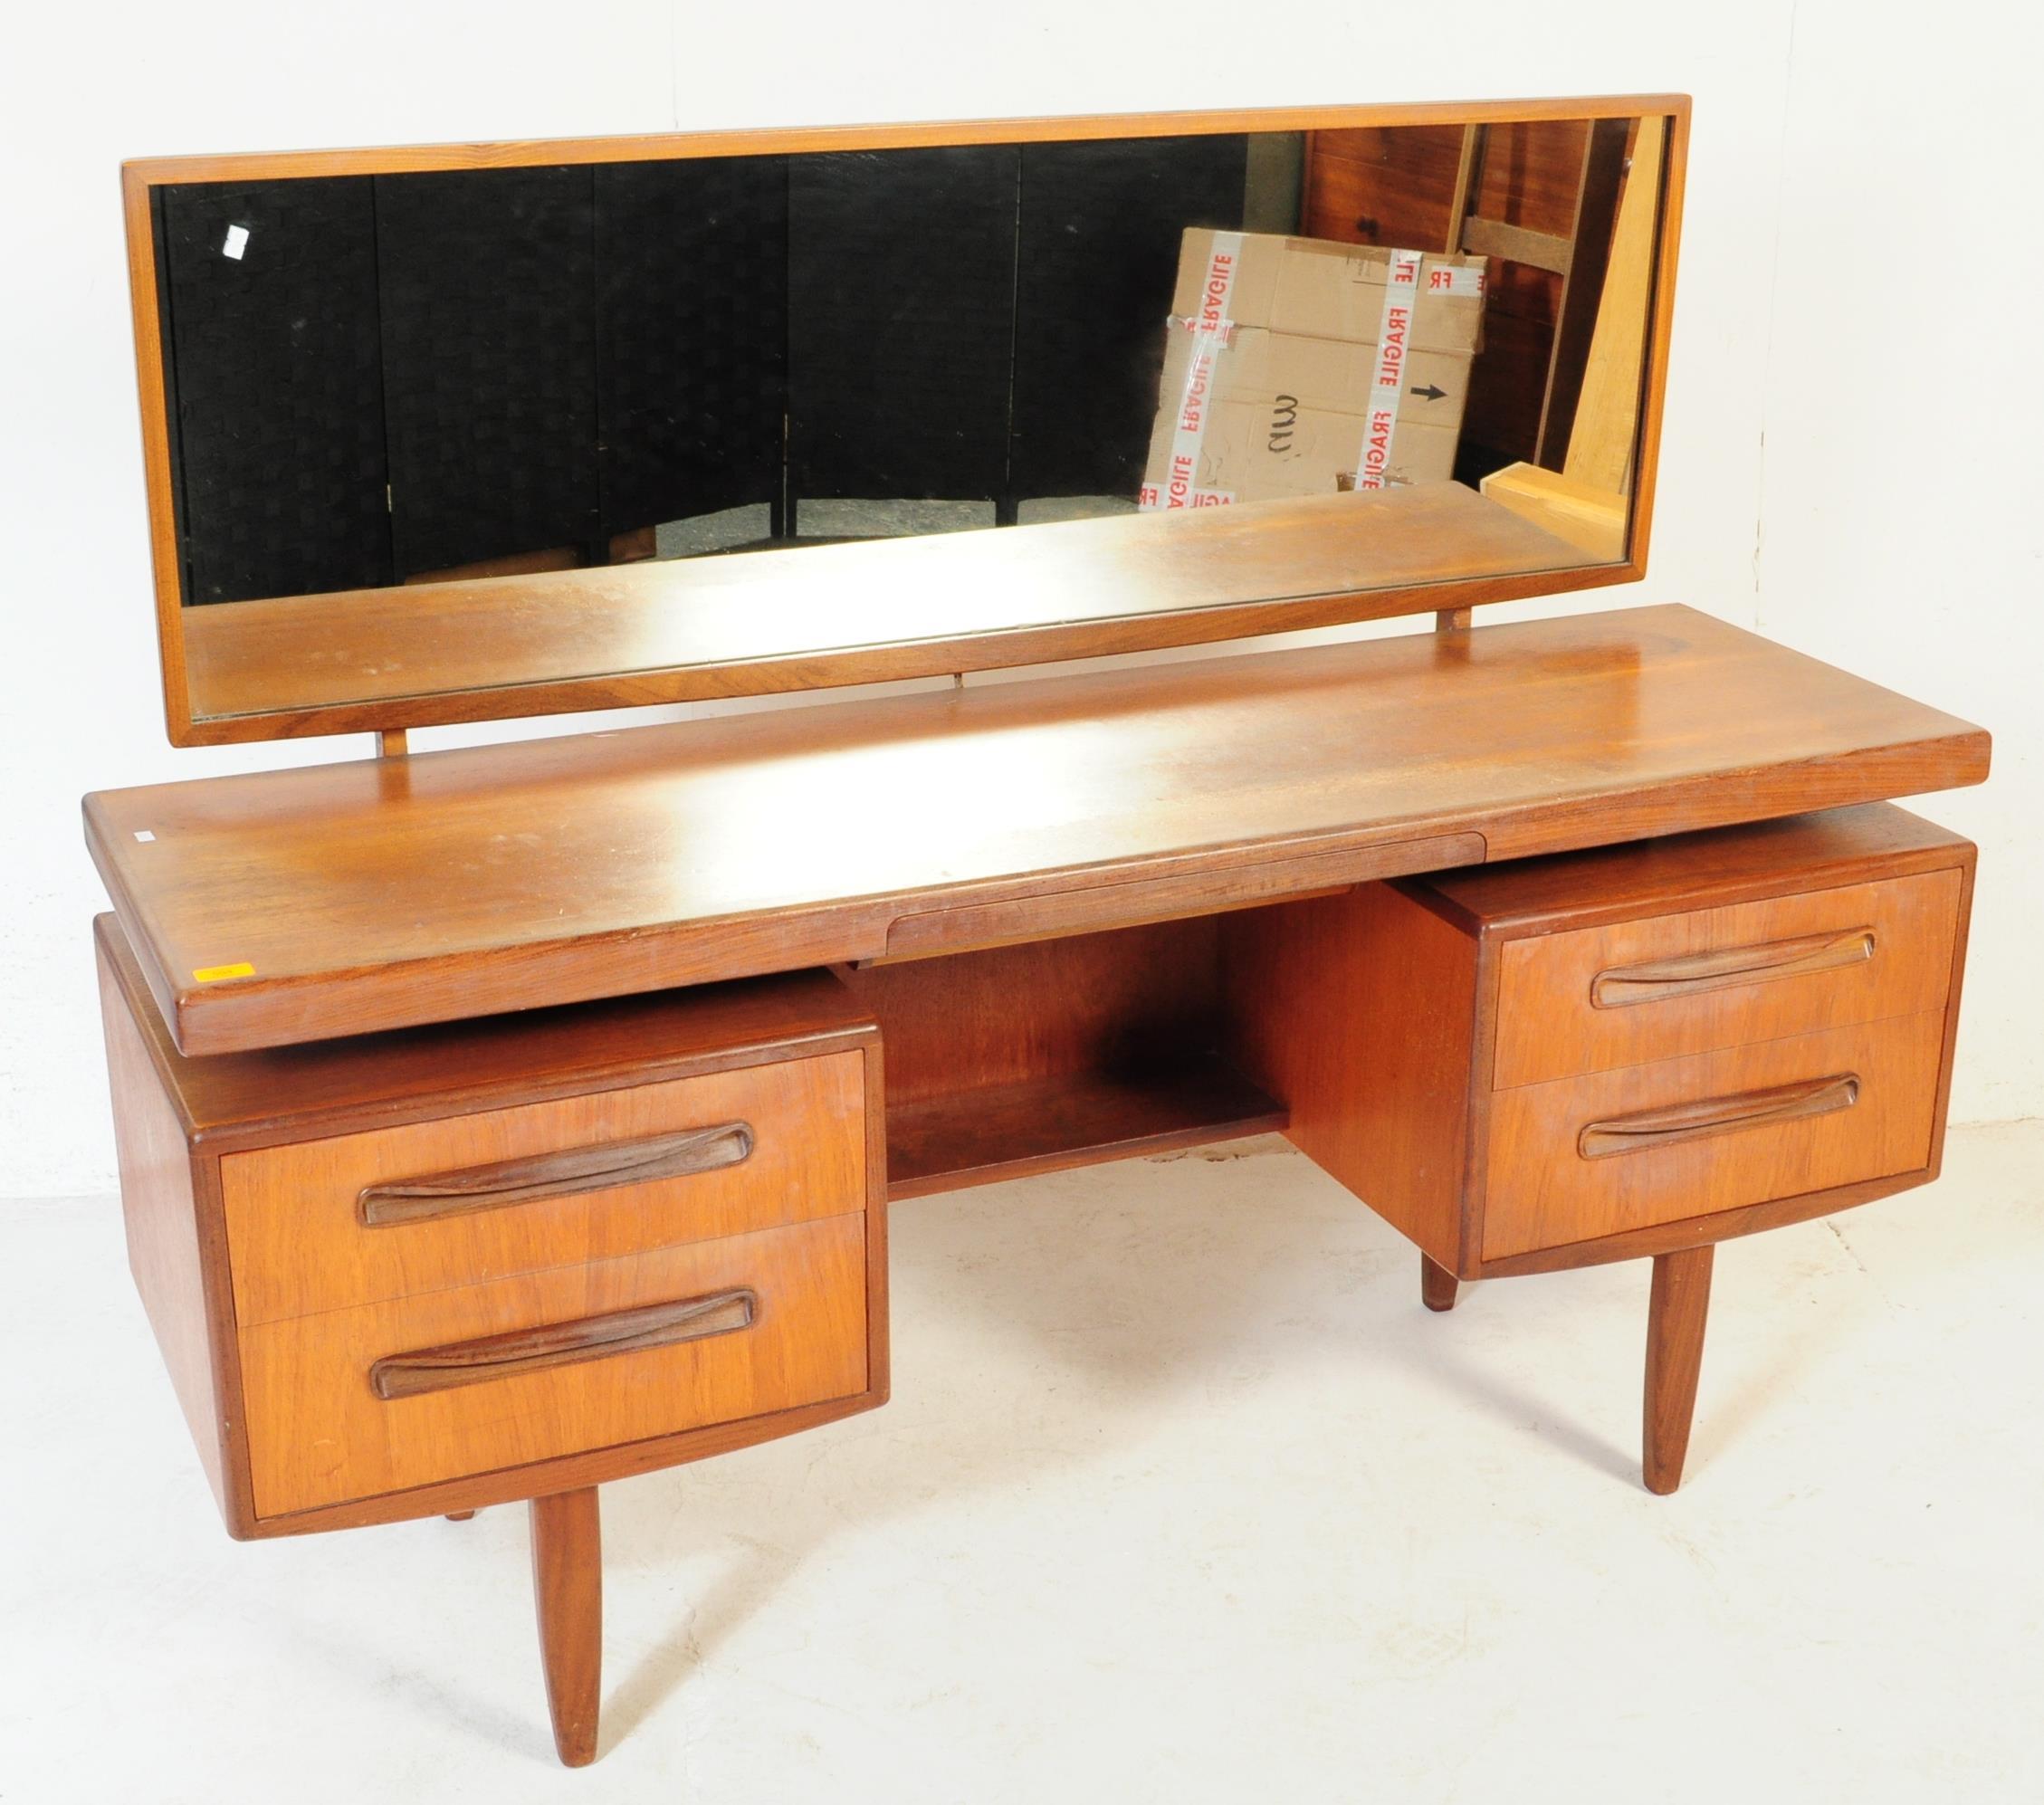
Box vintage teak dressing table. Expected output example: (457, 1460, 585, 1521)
(91, 96, 1990, 1764)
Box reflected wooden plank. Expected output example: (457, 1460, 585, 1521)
(183, 485, 1593, 728)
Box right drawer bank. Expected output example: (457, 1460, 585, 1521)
(1226, 801, 1976, 1280)
(1430, 804, 1972, 1274)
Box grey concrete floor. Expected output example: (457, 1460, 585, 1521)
(4, 1121, 2039, 1801)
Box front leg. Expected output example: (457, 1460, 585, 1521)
(1642, 1246, 1714, 1495)
(530, 1487, 603, 1765)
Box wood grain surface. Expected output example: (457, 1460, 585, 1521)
(845, 919, 1281, 1194)
(240, 1213, 870, 1516)
(94, 910, 873, 1152)
(884, 1060, 1284, 1199)
(1223, 882, 1480, 1271)
(221, 1052, 864, 1325)
(1490, 868, 1961, 1087)
(1415, 801, 1974, 935)
(99, 941, 230, 1512)
(1482, 1011, 1945, 1259)
(85, 605, 1990, 1055)
(844, 920, 1227, 1103)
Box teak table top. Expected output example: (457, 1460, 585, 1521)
(87, 605, 1990, 1055)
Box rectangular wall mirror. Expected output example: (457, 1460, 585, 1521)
(123, 97, 1687, 743)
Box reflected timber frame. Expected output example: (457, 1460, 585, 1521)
(122, 94, 1690, 746)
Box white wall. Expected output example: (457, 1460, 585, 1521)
(1, 2, 2035, 1197)
(1758, 0, 2042, 1124)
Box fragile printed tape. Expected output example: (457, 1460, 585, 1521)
(1137, 479, 1232, 508)
(1353, 248, 1424, 491)
(1141, 230, 1244, 511)
(1425, 263, 1485, 298)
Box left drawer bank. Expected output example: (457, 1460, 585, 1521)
(94, 912, 890, 1539)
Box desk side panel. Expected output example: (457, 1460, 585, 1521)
(97, 936, 239, 1522)
(1221, 884, 1479, 1270)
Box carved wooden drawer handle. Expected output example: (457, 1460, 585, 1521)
(358, 1122, 755, 1227)
(368, 1289, 758, 1400)
(1578, 1073, 1861, 1160)
(1590, 928, 1876, 1008)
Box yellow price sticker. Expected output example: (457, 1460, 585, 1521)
(191, 962, 256, 983)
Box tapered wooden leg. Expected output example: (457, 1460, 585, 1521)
(530, 1487, 603, 1766)
(1643, 1245, 1714, 1495)
(1420, 1252, 1460, 1313)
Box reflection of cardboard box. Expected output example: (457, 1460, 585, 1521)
(1157, 322, 1472, 445)
(1142, 391, 1461, 506)
(1140, 323, 1471, 505)
(1141, 230, 1485, 510)
(1169, 230, 1486, 354)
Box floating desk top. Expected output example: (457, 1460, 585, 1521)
(88, 604, 1989, 1055)
(177, 485, 1594, 740)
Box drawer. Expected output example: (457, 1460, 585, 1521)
(222, 1051, 865, 1326)
(1482, 1012, 1945, 1260)
(1491, 869, 1962, 1090)
(240, 1211, 870, 1517)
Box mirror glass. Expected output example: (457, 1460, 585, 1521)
(138, 108, 1673, 736)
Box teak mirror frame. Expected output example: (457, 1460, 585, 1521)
(123, 93, 1690, 746)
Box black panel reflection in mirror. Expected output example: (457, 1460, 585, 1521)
(153, 117, 1657, 612)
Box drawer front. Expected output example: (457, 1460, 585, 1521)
(240, 1212, 869, 1517)
(1491, 869, 1962, 1090)
(223, 1051, 865, 1327)
(1482, 1013, 1944, 1260)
